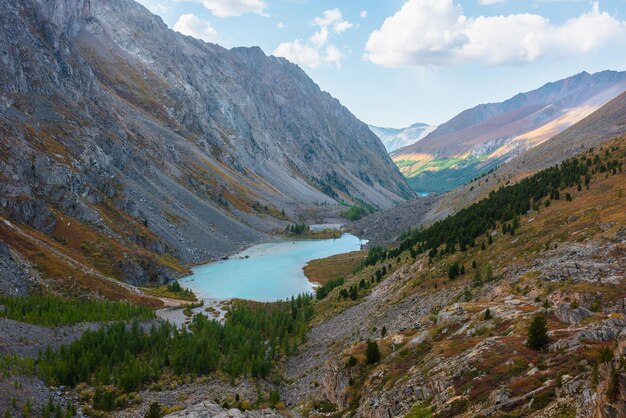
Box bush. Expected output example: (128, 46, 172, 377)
(484, 309, 492, 320)
(346, 355, 357, 368)
(269, 390, 280, 406)
(598, 347, 613, 364)
(472, 270, 482, 287)
(145, 402, 162, 418)
(527, 316, 549, 350)
(365, 340, 381, 364)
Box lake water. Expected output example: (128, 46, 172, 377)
(180, 234, 366, 302)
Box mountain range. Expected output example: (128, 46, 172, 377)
(368, 123, 437, 153)
(0, 0, 411, 295)
(392, 70, 626, 193)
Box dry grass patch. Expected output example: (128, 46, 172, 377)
(304, 251, 366, 285)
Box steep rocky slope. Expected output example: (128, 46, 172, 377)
(278, 137, 626, 417)
(392, 71, 626, 193)
(0, 0, 411, 298)
(369, 123, 437, 153)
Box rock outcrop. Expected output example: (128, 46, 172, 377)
(555, 303, 594, 325)
(164, 401, 281, 418)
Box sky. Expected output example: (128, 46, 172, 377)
(135, 0, 626, 128)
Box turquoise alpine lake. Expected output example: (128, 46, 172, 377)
(180, 234, 366, 302)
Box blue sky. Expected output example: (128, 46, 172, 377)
(136, 0, 626, 127)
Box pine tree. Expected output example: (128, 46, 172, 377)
(448, 262, 460, 280)
(365, 340, 381, 364)
(472, 269, 482, 287)
(527, 316, 549, 350)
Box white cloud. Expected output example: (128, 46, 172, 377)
(274, 40, 326, 68)
(273, 9, 352, 69)
(149, 3, 170, 14)
(364, 0, 625, 67)
(313, 9, 354, 33)
(178, 0, 268, 18)
(360, 10, 368, 19)
(173, 14, 218, 43)
(277, 22, 285, 29)
(478, 0, 505, 5)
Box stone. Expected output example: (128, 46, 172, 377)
(555, 304, 593, 325)
(489, 389, 510, 405)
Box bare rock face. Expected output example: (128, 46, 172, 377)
(0, 240, 37, 296)
(0, 0, 412, 287)
(321, 362, 351, 411)
(555, 303, 593, 325)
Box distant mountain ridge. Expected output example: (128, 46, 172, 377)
(392, 70, 626, 193)
(368, 123, 437, 152)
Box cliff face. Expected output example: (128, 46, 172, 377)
(0, 0, 411, 292)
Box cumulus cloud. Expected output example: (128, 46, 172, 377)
(173, 13, 218, 43)
(478, 0, 505, 5)
(179, 0, 268, 18)
(273, 9, 352, 69)
(360, 10, 368, 19)
(364, 0, 625, 67)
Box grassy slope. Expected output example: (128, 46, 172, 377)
(300, 136, 625, 416)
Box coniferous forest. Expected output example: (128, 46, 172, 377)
(364, 146, 623, 266)
(0, 295, 154, 327)
(37, 294, 314, 392)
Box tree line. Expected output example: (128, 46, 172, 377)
(364, 146, 623, 266)
(0, 295, 154, 327)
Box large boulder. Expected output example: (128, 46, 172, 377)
(555, 303, 593, 325)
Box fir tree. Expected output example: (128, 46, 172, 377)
(365, 340, 381, 364)
(527, 316, 549, 350)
